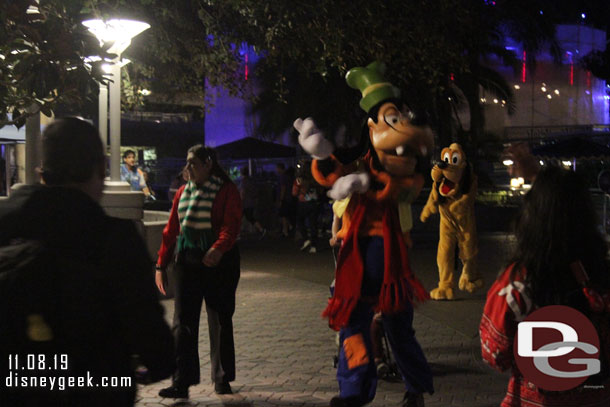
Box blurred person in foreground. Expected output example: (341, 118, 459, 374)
(480, 147, 610, 406)
(0, 117, 175, 406)
(155, 145, 242, 399)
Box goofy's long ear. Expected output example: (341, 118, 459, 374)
(459, 161, 472, 195)
(333, 119, 371, 165)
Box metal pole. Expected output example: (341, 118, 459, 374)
(99, 84, 108, 154)
(109, 60, 122, 181)
(25, 104, 41, 184)
(603, 192, 609, 235)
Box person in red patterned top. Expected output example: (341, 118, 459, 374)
(155, 145, 242, 399)
(480, 163, 610, 407)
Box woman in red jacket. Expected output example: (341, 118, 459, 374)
(155, 145, 242, 399)
(480, 165, 610, 406)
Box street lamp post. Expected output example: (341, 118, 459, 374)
(98, 84, 108, 154)
(83, 18, 149, 182)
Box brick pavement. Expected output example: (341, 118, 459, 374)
(136, 263, 510, 407)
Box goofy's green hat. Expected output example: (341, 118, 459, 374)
(346, 61, 401, 113)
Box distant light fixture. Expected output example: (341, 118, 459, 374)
(448, 97, 452, 101)
(493, 98, 499, 104)
(539, 10, 543, 15)
(501, 100, 506, 104)
(585, 90, 591, 95)
(581, 13, 586, 19)
(510, 177, 524, 189)
(139, 89, 151, 96)
(547, 94, 552, 99)
(562, 161, 572, 167)
(539, 160, 544, 166)
(541, 86, 547, 92)
(503, 159, 514, 166)
(554, 89, 560, 95)
(514, 84, 520, 90)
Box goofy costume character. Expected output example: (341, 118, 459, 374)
(294, 62, 434, 407)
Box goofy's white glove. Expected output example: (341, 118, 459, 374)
(294, 117, 334, 160)
(327, 172, 370, 201)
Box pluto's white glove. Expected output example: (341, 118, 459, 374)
(294, 117, 333, 160)
(327, 172, 370, 200)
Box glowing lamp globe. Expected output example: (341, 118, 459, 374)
(83, 19, 150, 55)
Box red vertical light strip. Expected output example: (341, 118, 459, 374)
(521, 50, 526, 83)
(586, 70, 591, 88)
(244, 52, 249, 81)
(570, 64, 574, 86)
(450, 73, 454, 81)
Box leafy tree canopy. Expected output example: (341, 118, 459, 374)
(0, 0, 111, 128)
(2, 0, 597, 135)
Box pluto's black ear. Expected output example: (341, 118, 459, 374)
(460, 161, 472, 195)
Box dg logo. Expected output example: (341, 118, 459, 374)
(514, 305, 601, 391)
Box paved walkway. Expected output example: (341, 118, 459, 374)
(136, 234, 513, 407)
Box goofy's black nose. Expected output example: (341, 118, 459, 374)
(437, 161, 448, 169)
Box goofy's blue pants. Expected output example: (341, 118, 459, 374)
(336, 237, 434, 402)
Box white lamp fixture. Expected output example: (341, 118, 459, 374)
(83, 18, 149, 182)
(82, 19, 150, 55)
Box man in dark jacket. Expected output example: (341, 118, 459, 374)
(0, 118, 175, 406)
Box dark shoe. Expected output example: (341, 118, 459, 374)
(158, 385, 189, 399)
(214, 382, 232, 394)
(402, 391, 424, 407)
(330, 395, 367, 407)
(376, 361, 390, 379)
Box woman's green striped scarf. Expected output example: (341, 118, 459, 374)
(177, 176, 223, 253)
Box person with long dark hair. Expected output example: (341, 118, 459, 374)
(480, 165, 610, 406)
(155, 145, 242, 399)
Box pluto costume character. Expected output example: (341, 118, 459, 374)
(420, 143, 482, 300)
(295, 62, 434, 407)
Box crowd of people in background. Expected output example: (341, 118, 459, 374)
(232, 160, 333, 253)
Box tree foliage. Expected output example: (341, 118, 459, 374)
(0, 0, 110, 128)
(1, 0, 592, 143)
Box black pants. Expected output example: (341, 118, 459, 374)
(296, 201, 320, 248)
(172, 246, 240, 387)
